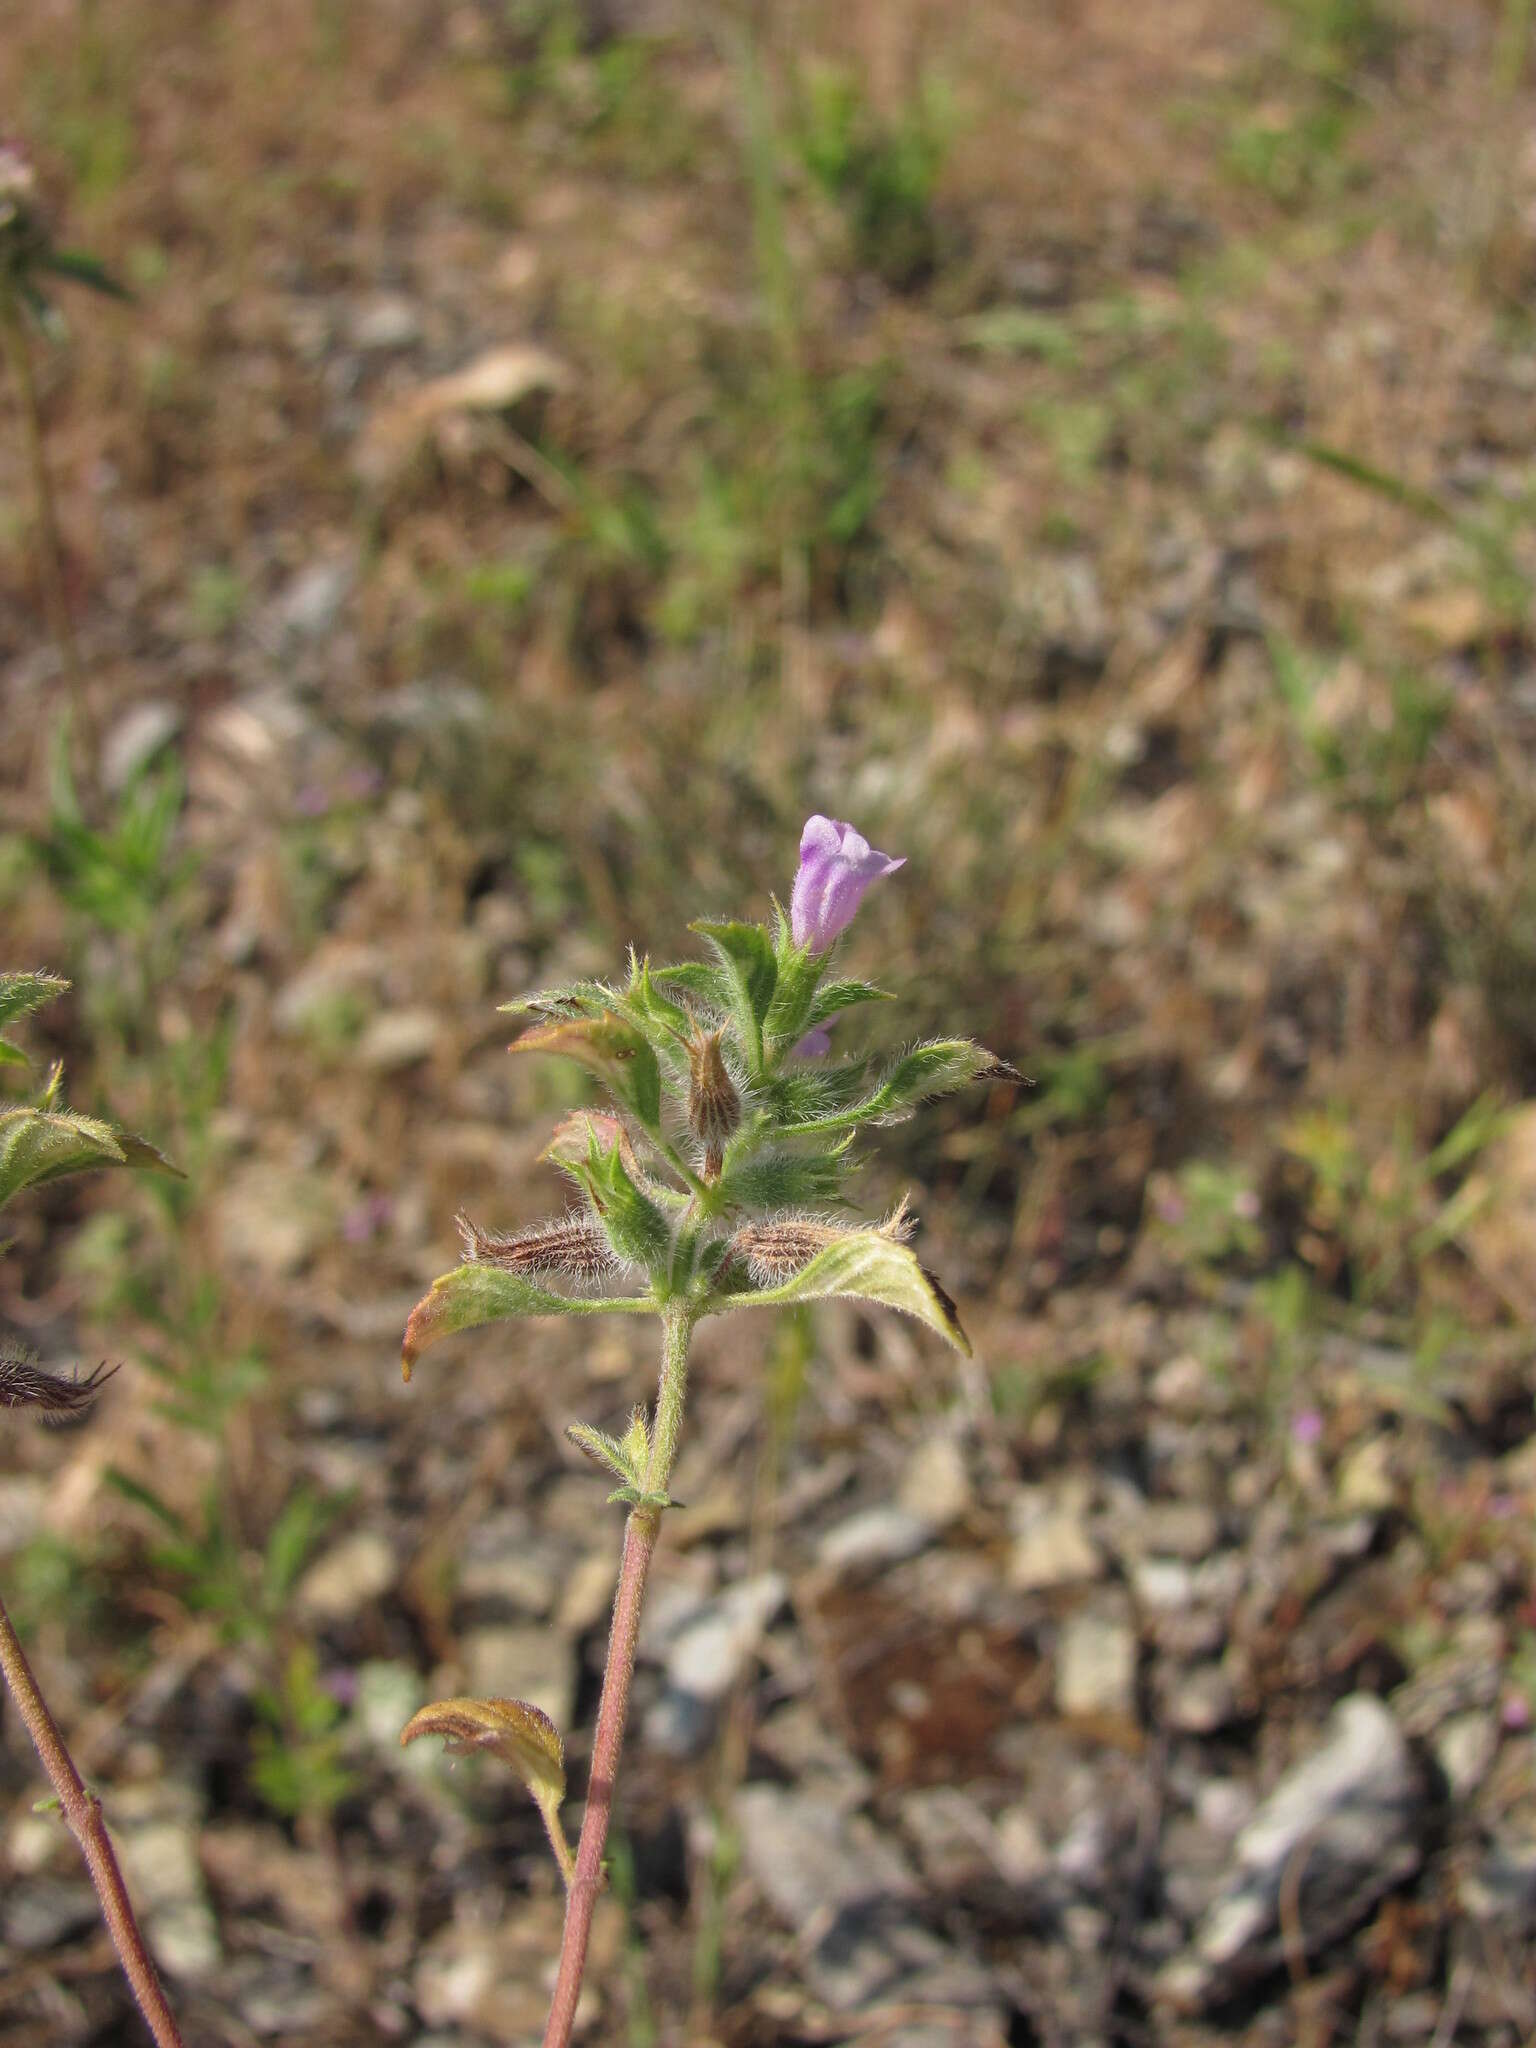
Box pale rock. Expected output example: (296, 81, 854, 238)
(1009, 1485, 1102, 1592)
(351, 295, 423, 352)
(1337, 1435, 1396, 1514)
(1433, 1711, 1498, 1799)
(356, 1007, 443, 1071)
(896, 1433, 972, 1528)
(295, 1529, 396, 1621)
(664, 1572, 787, 1701)
(462, 1624, 573, 1732)
(1160, 1694, 1422, 2009)
(101, 699, 181, 792)
(272, 558, 354, 640)
(818, 1504, 931, 1572)
(1056, 1601, 1138, 1720)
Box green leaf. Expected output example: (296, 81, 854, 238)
(41, 248, 133, 301)
(509, 1011, 663, 1131)
(577, 1132, 674, 1272)
(718, 1145, 853, 1211)
(566, 1422, 641, 1487)
(0, 971, 69, 1038)
(402, 1264, 655, 1378)
(650, 960, 730, 1012)
(762, 939, 823, 1051)
(801, 978, 896, 1033)
(605, 1486, 678, 1510)
(689, 921, 778, 1075)
(779, 1039, 1013, 1137)
(0, 1108, 181, 1209)
(714, 1225, 971, 1354)
(0, 1043, 30, 1069)
(626, 953, 694, 1044)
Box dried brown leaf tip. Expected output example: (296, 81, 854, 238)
(455, 1210, 614, 1283)
(0, 1350, 117, 1419)
(686, 1028, 740, 1179)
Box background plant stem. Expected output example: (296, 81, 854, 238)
(541, 1304, 693, 2048)
(0, 1588, 186, 2048)
(0, 308, 88, 760)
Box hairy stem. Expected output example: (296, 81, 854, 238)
(541, 1303, 693, 2048)
(0, 1588, 185, 2048)
(0, 307, 87, 743)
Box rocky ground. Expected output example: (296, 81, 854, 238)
(3, 1, 1536, 2043)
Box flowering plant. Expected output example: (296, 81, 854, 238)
(401, 817, 1013, 2048)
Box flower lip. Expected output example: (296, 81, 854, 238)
(790, 815, 905, 953)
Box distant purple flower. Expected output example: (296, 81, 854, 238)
(795, 1024, 834, 1058)
(1290, 1407, 1324, 1447)
(790, 816, 905, 954)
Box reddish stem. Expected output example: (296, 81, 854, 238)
(0, 1589, 186, 2048)
(541, 1305, 692, 2048)
(540, 1503, 661, 2047)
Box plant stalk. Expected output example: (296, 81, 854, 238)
(541, 1304, 693, 2048)
(0, 1588, 186, 2048)
(0, 306, 87, 726)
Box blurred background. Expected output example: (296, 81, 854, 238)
(3, 1, 1536, 2043)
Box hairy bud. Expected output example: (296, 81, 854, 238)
(727, 1197, 915, 1286)
(0, 1349, 116, 1418)
(687, 1029, 740, 1179)
(456, 1210, 615, 1283)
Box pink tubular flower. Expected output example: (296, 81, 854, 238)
(790, 816, 905, 954)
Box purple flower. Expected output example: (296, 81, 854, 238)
(790, 816, 905, 954)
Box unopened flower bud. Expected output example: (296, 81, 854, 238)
(456, 1210, 614, 1283)
(687, 1029, 740, 1179)
(0, 1349, 116, 1417)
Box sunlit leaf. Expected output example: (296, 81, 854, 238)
(401, 1264, 655, 1379)
(715, 1223, 970, 1354)
(509, 1011, 662, 1131)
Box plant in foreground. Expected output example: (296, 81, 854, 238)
(0, 970, 183, 2048)
(400, 816, 1014, 2048)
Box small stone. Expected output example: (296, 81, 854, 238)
(818, 1504, 931, 1573)
(556, 1549, 619, 1634)
(665, 1572, 787, 1701)
(101, 699, 182, 792)
(352, 295, 423, 352)
(1337, 1435, 1397, 1514)
(356, 1008, 442, 1072)
(1056, 1602, 1138, 1720)
(462, 1624, 573, 1732)
(1132, 1557, 1195, 1612)
(113, 1783, 221, 1980)
(735, 1785, 1002, 2022)
(1161, 1661, 1237, 1734)
(2, 1878, 99, 1949)
(1008, 1486, 1102, 1592)
(896, 1434, 971, 1528)
(1151, 1354, 1212, 1414)
(295, 1530, 396, 1621)
(1119, 1499, 1221, 1561)
(1161, 1693, 1422, 2009)
(273, 558, 354, 640)
(1433, 1711, 1498, 1799)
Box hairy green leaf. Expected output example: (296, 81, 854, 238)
(714, 1225, 970, 1354)
(689, 920, 778, 1075)
(401, 1264, 655, 1378)
(509, 1011, 663, 1131)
